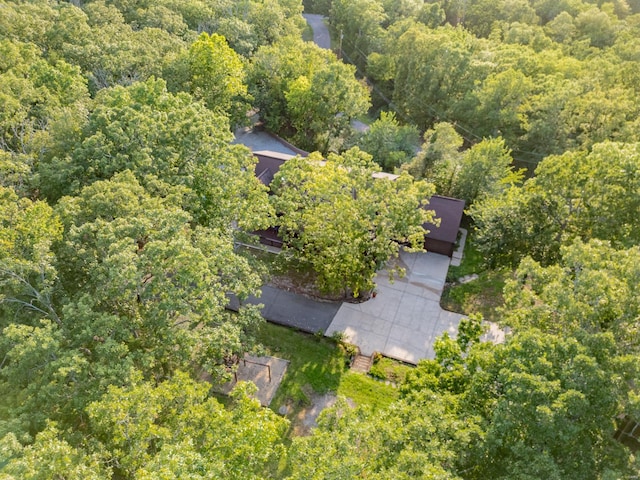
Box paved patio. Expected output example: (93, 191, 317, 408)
(217, 354, 289, 407)
(326, 250, 505, 364)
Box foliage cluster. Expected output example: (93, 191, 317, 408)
(0, 0, 639, 478)
(326, 0, 640, 166)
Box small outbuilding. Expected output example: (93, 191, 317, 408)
(423, 195, 465, 257)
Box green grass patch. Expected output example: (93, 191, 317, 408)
(447, 234, 485, 281)
(254, 323, 348, 409)
(441, 269, 507, 323)
(441, 231, 510, 323)
(337, 372, 398, 410)
(369, 357, 413, 385)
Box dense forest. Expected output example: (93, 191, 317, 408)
(0, 0, 639, 478)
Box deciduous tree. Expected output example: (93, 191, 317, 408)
(87, 373, 288, 479)
(470, 141, 640, 266)
(271, 148, 434, 297)
(355, 111, 419, 171)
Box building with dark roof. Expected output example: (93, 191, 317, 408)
(254, 150, 295, 186)
(252, 151, 465, 257)
(423, 195, 465, 257)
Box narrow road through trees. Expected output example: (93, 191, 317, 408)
(303, 14, 331, 50)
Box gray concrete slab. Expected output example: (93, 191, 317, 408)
(326, 249, 503, 364)
(218, 354, 289, 407)
(451, 228, 467, 267)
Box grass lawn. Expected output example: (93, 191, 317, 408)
(441, 232, 509, 323)
(446, 233, 485, 281)
(336, 372, 398, 410)
(441, 270, 507, 323)
(254, 322, 347, 408)
(253, 322, 408, 436)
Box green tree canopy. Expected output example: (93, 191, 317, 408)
(286, 394, 468, 479)
(501, 239, 640, 354)
(401, 317, 637, 479)
(271, 148, 434, 297)
(87, 373, 287, 479)
(471, 141, 640, 266)
(37, 77, 271, 231)
(0, 172, 266, 439)
(285, 62, 371, 152)
(248, 36, 370, 152)
(183, 32, 250, 122)
(355, 111, 420, 172)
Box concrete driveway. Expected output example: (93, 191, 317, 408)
(326, 250, 504, 364)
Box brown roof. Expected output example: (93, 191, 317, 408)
(424, 195, 465, 244)
(254, 151, 295, 186)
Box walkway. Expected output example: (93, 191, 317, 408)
(325, 250, 505, 364)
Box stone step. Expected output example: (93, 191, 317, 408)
(351, 354, 373, 373)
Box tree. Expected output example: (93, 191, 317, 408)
(0, 186, 62, 329)
(355, 111, 419, 171)
(391, 25, 491, 131)
(469, 68, 534, 143)
(329, 0, 387, 72)
(285, 61, 370, 153)
(0, 39, 89, 159)
(466, 331, 633, 479)
(0, 424, 110, 479)
(270, 148, 434, 297)
(37, 77, 272, 232)
(401, 317, 637, 479)
(185, 32, 250, 122)
(469, 184, 559, 267)
(285, 395, 468, 479)
(501, 239, 640, 353)
(87, 372, 288, 479)
(0, 172, 266, 439)
(462, 0, 540, 38)
(39, 2, 185, 92)
(248, 35, 371, 152)
(419, 136, 522, 204)
(403, 122, 464, 181)
(470, 141, 640, 266)
(449, 137, 524, 205)
(55, 172, 265, 377)
(575, 7, 618, 48)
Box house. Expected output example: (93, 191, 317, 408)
(252, 151, 465, 257)
(253, 151, 296, 248)
(254, 150, 296, 186)
(422, 195, 465, 257)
